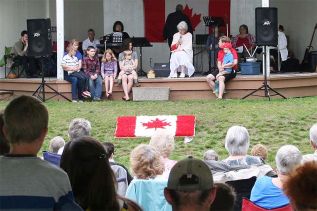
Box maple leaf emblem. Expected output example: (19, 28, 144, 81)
(183, 4, 201, 31)
(142, 118, 171, 130)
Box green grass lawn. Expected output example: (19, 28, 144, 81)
(1, 97, 316, 168)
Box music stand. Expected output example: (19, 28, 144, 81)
(33, 57, 71, 102)
(203, 17, 224, 72)
(131, 37, 153, 76)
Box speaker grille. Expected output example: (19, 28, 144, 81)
(27, 19, 52, 57)
(255, 7, 278, 46)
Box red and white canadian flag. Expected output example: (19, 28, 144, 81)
(143, 0, 231, 42)
(115, 115, 196, 138)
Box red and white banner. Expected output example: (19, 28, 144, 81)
(143, 0, 231, 42)
(115, 115, 196, 138)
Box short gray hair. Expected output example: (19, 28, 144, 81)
(177, 21, 188, 32)
(149, 130, 175, 158)
(68, 118, 91, 141)
(49, 136, 65, 153)
(204, 149, 219, 161)
(310, 123, 317, 146)
(275, 145, 302, 175)
(225, 126, 250, 156)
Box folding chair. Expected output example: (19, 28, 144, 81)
(242, 198, 293, 211)
(43, 151, 61, 166)
(3, 47, 23, 78)
(226, 176, 257, 211)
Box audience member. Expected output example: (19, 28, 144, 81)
(103, 142, 133, 183)
(101, 49, 118, 99)
(82, 46, 102, 101)
(125, 144, 167, 211)
(302, 123, 317, 162)
(0, 96, 81, 210)
(284, 161, 317, 211)
(102, 142, 131, 196)
(251, 144, 268, 162)
(149, 131, 177, 179)
(129, 144, 164, 179)
(11, 30, 38, 77)
(49, 136, 65, 153)
(163, 4, 193, 47)
(0, 112, 10, 155)
(164, 156, 216, 211)
(62, 39, 91, 102)
(210, 183, 236, 211)
(250, 145, 302, 209)
(204, 149, 219, 161)
(169, 21, 195, 78)
(222, 126, 263, 166)
(57, 118, 91, 155)
(60, 136, 141, 211)
(82, 29, 100, 54)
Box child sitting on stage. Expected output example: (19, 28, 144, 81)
(118, 51, 139, 86)
(101, 49, 117, 99)
(82, 46, 102, 101)
(214, 43, 234, 95)
(62, 47, 91, 102)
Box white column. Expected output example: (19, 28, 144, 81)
(56, 0, 64, 80)
(262, 0, 270, 77)
(262, 0, 269, 7)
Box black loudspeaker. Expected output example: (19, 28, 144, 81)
(255, 7, 278, 46)
(154, 63, 170, 77)
(27, 18, 52, 57)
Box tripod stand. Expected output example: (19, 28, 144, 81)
(242, 46, 286, 100)
(33, 57, 71, 102)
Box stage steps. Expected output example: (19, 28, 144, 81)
(0, 73, 317, 101)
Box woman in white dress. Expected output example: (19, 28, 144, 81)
(169, 21, 195, 78)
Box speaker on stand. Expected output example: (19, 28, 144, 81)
(242, 7, 286, 100)
(27, 18, 70, 102)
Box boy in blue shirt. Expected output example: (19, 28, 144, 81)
(214, 43, 234, 95)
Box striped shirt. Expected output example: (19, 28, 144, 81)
(0, 155, 82, 210)
(62, 54, 79, 75)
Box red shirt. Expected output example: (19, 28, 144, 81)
(217, 48, 238, 70)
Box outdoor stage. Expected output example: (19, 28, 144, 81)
(0, 72, 317, 101)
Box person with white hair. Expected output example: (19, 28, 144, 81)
(222, 126, 263, 166)
(57, 118, 92, 155)
(149, 131, 177, 179)
(302, 123, 317, 162)
(169, 21, 195, 78)
(49, 136, 65, 153)
(250, 145, 302, 209)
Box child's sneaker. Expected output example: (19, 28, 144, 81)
(82, 91, 91, 98)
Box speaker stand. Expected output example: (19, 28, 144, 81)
(33, 57, 71, 102)
(242, 46, 286, 100)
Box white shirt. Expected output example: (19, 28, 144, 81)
(278, 31, 288, 61)
(61, 54, 79, 75)
(82, 38, 100, 51)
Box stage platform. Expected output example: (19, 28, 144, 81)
(0, 72, 317, 101)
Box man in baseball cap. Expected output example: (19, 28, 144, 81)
(164, 156, 216, 211)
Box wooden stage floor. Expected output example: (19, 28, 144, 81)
(1, 72, 317, 101)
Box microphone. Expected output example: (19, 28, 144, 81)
(179, 35, 183, 45)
